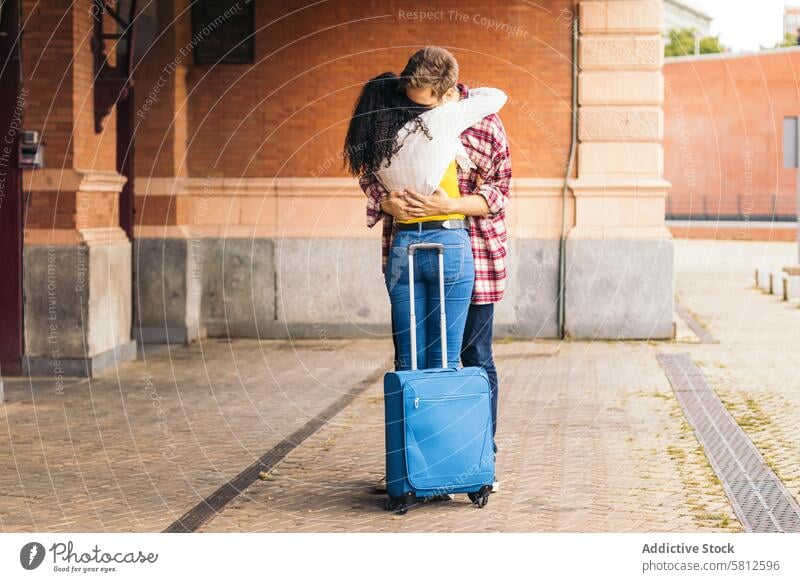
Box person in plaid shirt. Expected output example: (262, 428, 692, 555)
(359, 50, 512, 491)
(361, 81, 511, 304)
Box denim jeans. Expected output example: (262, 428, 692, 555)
(461, 303, 498, 454)
(385, 226, 474, 370)
(391, 301, 500, 455)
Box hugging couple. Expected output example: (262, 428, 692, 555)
(343, 47, 511, 492)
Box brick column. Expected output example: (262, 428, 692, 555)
(566, 0, 674, 339)
(21, 0, 135, 376)
(132, 0, 202, 344)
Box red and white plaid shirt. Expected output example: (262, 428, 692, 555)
(359, 83, 512, 304)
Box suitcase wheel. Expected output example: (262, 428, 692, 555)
(385, 492, 415, 515)
(468, 485, 492, 508)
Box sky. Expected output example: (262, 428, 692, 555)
(691, 0, 792, 52)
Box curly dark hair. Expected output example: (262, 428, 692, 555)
(343, 72, 433, 177)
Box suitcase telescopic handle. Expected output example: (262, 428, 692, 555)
(406, 242, 448, 371)
(407, 242, 444, 255)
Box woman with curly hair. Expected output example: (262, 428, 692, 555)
(343, 51, 506, 371)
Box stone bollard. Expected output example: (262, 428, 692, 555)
(756, 267, 772, 292)
(784, 276, 800, 303)
(771, 271, 786, 296)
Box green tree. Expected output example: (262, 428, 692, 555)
(664, 28, 725, 57)
(774, 32, 799, 48)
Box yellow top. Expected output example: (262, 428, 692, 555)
(396, 160, 466, 224)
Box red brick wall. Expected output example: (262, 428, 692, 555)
(22, 0, 76, 170)
(134, 194, 190, 226)
(185, 0, 575, 179)
(22, 0, 117, 172)
(24, 192, 76, 229)
(664, 50, 800, 220)
(133, 0, 191, 178)
(21, 0, 120, 231)
(72, 0, 117, 171)
(25, 189, 117, 230)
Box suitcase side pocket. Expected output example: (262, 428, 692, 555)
(403, 390, 493, 491)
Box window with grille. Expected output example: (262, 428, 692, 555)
(191, 0, 255, 65)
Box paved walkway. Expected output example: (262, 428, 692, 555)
(1, 240, 797, 532)
(672, 240, 800, 506)
(0, 340, 389, 531)
(200, 340, 738, 532)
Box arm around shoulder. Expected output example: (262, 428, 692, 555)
(444, 87, 508, 136)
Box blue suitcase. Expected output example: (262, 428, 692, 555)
(383, 242, 495, 514)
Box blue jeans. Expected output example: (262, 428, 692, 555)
(390, 300, 500, 458)
(461, 303, 498, 454)
(385, 227, 474, 370)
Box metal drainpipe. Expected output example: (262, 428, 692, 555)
(557, 11, 579, 340)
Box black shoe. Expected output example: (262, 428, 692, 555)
(373, 475, 387, 493)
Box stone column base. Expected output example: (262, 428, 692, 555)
(23, 229, 136, 377)
(565, 235, 675, 339)
(23, 340, 137, 377)
(134, 235, 204, 344)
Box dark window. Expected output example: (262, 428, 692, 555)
(784, 116, 799, 169)
(191, 0, 255, 65)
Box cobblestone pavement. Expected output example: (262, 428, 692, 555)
(4, 240, 797, 533)
(0, 340, 389, 531)
(199, 338, 739, 533)
(672, 239, 800, 506)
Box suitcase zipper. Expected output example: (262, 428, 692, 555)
(413, 394, 481, 409)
